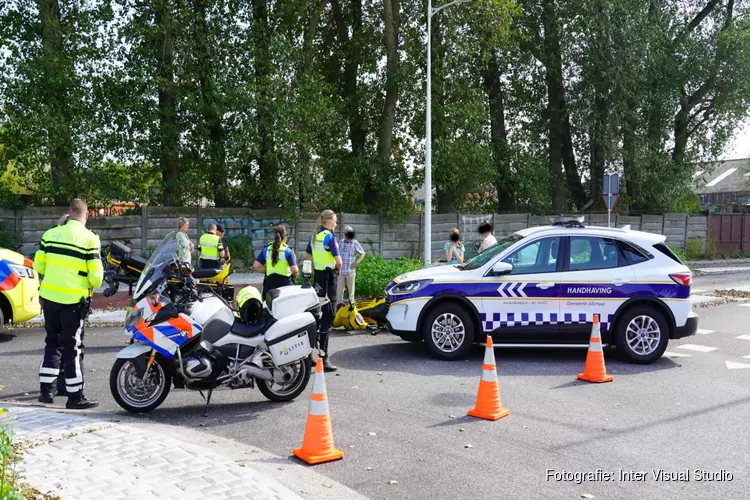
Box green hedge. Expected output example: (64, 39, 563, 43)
(352, 255, 423, 299)
(294, 254, 423, 299)
(226, 234, 253, 263)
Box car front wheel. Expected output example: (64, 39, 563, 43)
(422, 303, 475, 360)
(614, 306, 669, 364)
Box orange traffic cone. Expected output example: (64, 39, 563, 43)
(577, 314, 613, 383)
(293, 357, 344, 465)
(468, 336, 510, 421)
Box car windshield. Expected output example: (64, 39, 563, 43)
(132, 231, 179, 302)
(458, 234, 524, 270)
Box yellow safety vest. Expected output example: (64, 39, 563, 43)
(199, 233, 222, 260)
(311, 230, 336, 271)
(33, 220, 104, 304)
(266, 243, 291, 277)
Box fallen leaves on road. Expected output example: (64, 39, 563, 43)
(711, 289, 750, 298)
(367, 432, 377, 436)
(377, 371, 383, 375)
(582, 494, 595, 499)
(387, 480, 399, 485)
(459, 428, 465, 432)
(322, 483, 333, 488)
(464, 444, 473, 449)
(449, 415, 456, 419)
(367, 467, 374, 471)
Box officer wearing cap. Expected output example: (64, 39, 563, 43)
(35, 199, 103, 409)
(198, 223, 225, 269)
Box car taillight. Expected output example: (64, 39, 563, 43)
(670, 273, 692, 286)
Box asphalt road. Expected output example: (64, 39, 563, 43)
(3, 289, 750, 499)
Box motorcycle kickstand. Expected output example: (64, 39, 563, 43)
(200, 388, 214, 418)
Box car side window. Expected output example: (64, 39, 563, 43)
(502, 237, 560, 275)
(617, 240, 648, 265)
(569, 236, 621, 271)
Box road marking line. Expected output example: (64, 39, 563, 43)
(736, 335, 750, 341)
(738, 304, 750, 308)
(696, 329, 714, 335)
(743, 355, 750, 360)
(663, 351, 691, 358)
(676, 344, 718, 353)
(691, 289, 708, 294)
(726, 361, 750, 370)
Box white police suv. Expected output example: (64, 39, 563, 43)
(385, 218, 698, 364)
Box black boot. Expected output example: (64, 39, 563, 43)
(322, 356, 338, 373)
(66, 393, 99, 410)
(38, 384, 54, 404)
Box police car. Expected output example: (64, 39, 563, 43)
(384, 218, 698, 364)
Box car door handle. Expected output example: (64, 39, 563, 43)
(536, 283, 555, 289)
(611, 278, 629, 286)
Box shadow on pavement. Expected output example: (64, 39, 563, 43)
(0, 332, 16, 343)
(332, 341, 680, 377)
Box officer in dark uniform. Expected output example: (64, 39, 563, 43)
(35, 199, 103, 409)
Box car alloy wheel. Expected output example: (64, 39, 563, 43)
(625, 315, 661, 356)
(431, 312, 466, 353)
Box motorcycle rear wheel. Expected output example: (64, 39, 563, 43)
(257, 358, 312, 402)
(110, 358, 172, 413)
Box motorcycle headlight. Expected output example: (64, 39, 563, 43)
(9, 264, 34, 279)
(125, 307, 144, 328)
(390, 279, 432, 295)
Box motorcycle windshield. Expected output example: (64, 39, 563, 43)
(132, 231, 179, 303)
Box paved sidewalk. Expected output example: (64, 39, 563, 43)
(3, 405, 363, 500)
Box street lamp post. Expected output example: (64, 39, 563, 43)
(424, 0, 470, 266)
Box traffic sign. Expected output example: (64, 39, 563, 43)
(603, 174, 620, 195)
(602, 194, 619, 211)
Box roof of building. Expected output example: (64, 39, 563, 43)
(693, 158, 750, 194)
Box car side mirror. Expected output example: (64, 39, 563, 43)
(491, 261, 512, 276)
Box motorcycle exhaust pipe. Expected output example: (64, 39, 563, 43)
(242, 366, 273, 381)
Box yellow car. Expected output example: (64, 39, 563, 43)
(0, 247, 41, 325)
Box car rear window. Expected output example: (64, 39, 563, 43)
(653, 243, 684, 264)
(617, 240, 649, 265)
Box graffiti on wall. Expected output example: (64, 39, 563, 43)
(201, 215, 295, 249)
(202, 216, 251, 237)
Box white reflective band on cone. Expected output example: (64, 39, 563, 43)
(483, 346, 496, 365)
(591, 323, 601, 339)
(588, 341, 603, 353)
(312, 371, 327, 394)
(308, 399, 330, 416)
(481, 369, 498, 382)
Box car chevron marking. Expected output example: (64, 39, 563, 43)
(518, 282, 528, 297)
(497, 282, 507, 297)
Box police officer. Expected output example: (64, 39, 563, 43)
(198, 223, 225, 269)
(216, 224, 231, 264)
(253, 225, 299, 297)
(304, 210, 342, 372)
(35, 199, 103, 409)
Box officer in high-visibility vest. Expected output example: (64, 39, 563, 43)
(253, 225, 299, 296)
(35, 199, 103, 409)
(198, 223, 225, 269)
(304, 210, 342, 372)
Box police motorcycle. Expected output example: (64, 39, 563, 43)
(102, 238, 235, 303)
(109, 232, 324, 415)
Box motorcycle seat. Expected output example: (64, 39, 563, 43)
(122, 254, 147, 272)
(230, 316, 270, 338)
(193, 268, 222, 279)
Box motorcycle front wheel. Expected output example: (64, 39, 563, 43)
(110, 358, 172, 413)
(257, 358, 312, 402)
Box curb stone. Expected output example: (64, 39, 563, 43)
(2, 405, 365, 500)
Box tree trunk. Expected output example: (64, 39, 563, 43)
(154, 1, 180, 206)
(482, 52, 514, 212)
(541, 0, 567, 211)
(377, 0, 400, 163)
(622, 96, 640, 210)
(38, 0, 72, 206)
(253, 0, 277, 208)
(331, 0, 365, 157)
(193, 0, 229, 206)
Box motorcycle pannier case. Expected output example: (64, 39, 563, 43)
(264, 314, 315, 366)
